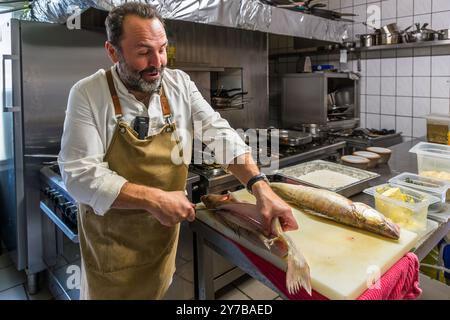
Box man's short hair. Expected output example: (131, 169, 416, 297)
(105, 2, 164, 49)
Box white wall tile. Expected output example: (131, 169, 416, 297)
(328, 0, 341, 10)
(367, 95, 381, 113)
(414, 0, 432, 15)
(431, 55, 450, 76)
(396, 116, 413, 136)
(397, 57, 413, 76)
(431, 11, 450, 30)
(367, 59, 381, 76)
(360, 112, 366, 127)
(413, 56, 431, 76)
(413, 97, 431, 117)
(397, 16, 414, 30)
(360, 95, 366, 112)
(381, 58, 396, 77)
(382, 0, 397, 19)
(341, 0, 353, 8)
(360, 77, 366, 95)
(353, 4, 367, 23)
(431, 77, 450, 98)
(431, 98, 450, 113)
(397, 77, 413, 96)
(354, 0, 365, 6)
(413, 118, 427, 138)
(397, 0, 413, 17)
(381, 77, 396, 95)
(381, 96, 396, 114)
(414, 14, 431, 25)
(381, 115, 396, 130)
(432, 0, 450, 12)
(413, 77, 431, 97)
(396, 96, 413, 116)
(367, 114, 381, 129)
(367, 77, 381, 95)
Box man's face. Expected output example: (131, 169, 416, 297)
(114, 16, 168, 93)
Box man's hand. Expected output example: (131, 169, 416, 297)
(149, 190, 196, 227)
(252, 181, 299, 237)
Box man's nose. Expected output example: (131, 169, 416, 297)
(147, 54, 161, 69)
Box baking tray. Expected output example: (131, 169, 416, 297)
(271, 160, 380, 197)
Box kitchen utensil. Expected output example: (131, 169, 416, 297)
(380, 32, 402, 45)
(366, 147, 392, 164)
(334, 89, 353, 106)
(438, 28, 450, 40)
(352, 151, 381, 168)
(381, 23, 399, 34)
(406, 23, 438, 42)
(275, 160, 379, 197)
(196, 188, 418, 300)
(359, 34, 376, 47)
(340, 155, 370, 170)
(270, 129, 313, 147)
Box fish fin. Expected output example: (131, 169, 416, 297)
(272, 217, 312, 296)
(286, 247, 312, 296)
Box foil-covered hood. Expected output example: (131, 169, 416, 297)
(22, 0, 349, 43)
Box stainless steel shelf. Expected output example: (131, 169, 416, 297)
(359, 39, 450, 51)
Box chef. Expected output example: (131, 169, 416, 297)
(58, 2, 298, 300)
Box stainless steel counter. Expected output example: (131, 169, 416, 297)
(190, 138, 450, 299)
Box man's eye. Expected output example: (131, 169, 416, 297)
(138, 51, 149, 56)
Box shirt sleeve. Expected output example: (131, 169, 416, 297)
(187, 73, 251, 169)
(57, 84, 127, 216)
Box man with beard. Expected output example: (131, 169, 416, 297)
(58, 2, 297, 300)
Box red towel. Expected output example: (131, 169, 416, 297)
(233, 240, 422, 300)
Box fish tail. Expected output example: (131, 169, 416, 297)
(286, 249, 312, 296)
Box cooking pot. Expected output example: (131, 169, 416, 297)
(381, 23, 400, 34)
(438, 29, 450, 40)
(333, 89, 353, 106)
(360, 34, 376, 47)
(379, 32, 402, 45)
(406, 23, 438, 42)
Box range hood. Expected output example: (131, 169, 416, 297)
(23, 0, 349, 43)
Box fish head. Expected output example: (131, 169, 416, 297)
(353, 202, 401, 240)
(200, 192, 239, 209)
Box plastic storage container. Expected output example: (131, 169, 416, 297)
(409, 142, 450, 182)
(364, 183, 438, 233)
(388, 172, 450, 212)
(425, 114, 450, 145)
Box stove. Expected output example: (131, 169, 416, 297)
(189, 139, 347, 201)
(332, 128, 403, 150)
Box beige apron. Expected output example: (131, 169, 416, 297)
(78, 70, 188, 300)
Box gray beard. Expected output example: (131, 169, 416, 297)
(116, 55, 164, 94)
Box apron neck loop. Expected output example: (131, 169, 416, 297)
(105, 69, 123, 118)
(159, 86, 173, 125)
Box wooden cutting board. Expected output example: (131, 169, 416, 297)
(196, 189, 419, 300)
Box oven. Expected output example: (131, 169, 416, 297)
(40, 165, 81, 300)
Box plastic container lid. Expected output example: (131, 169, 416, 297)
(409, 142, 450, 160)
(425, 113, 450, 124)
(366, 147, 392, 154)
(388, 172, 450, 205)
(341, 155, 370, 164)
(353, 151, 381, 160)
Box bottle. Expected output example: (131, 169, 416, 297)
(167, 30, 176, 68)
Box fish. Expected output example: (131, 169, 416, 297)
(200, 193, 312, 295)
(270, 182, 401, 240)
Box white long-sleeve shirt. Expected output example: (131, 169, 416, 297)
(58, 65, 250, 215)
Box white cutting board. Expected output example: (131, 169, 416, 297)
(196, 189, 419, 300)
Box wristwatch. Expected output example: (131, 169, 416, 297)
(246, 173, 269, 194)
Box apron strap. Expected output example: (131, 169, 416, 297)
(160, 87, 172, 121)
(105, 69, 123, 116)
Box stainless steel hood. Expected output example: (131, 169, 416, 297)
(22, 0, 349, 43)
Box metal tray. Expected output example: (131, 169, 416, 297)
(271, 160, 380, 197)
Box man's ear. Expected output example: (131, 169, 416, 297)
(105, 41, 119, 63)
